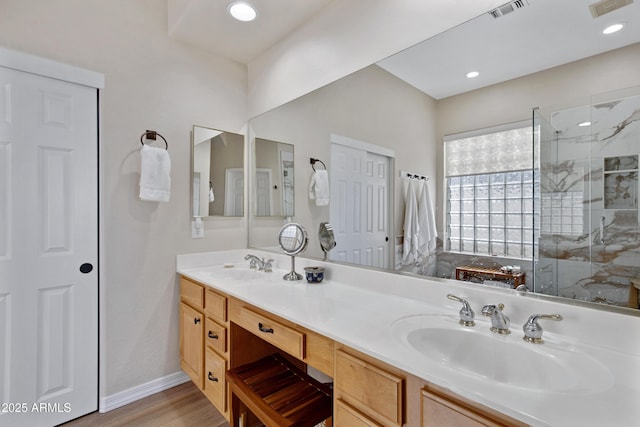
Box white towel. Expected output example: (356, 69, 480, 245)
(402, 180, 419, 264)
(139, 145, 171, 202)
(417, 181, 437, 257)
(309, 170, 330, 206)
(209, 184, 215, 202)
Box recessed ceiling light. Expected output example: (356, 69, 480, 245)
(228, 1, 257, 22)
(602, 23, 624, 34)
(466, 71, 479, 78)
(578, 121, 591, 127)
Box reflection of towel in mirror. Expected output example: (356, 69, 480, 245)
(139, 145, 171, 202)
(416, 181, 437, 259)
(402, 180, 419, 264)
(309, 170, 330, 206)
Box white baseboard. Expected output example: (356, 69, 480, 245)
(99, 371, 190, 413)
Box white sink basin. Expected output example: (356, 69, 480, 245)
(199, 263, 272, 282)
(391, 314, 613, 394)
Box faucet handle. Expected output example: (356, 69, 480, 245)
(447, 294, 475, 326)
(263, 259, 274, 273)
(523, 313, 562, 344)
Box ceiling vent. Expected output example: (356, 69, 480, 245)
(589, 0, 634, 18)
(489, 0, 529, 19)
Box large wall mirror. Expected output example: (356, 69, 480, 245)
(248, 0, 640, 316)
(192, 126, 244, 217)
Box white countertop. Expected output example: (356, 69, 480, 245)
(177, 249, 640, 427)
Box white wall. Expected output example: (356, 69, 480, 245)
(250, 65, 437, 258)
(0, 0, 247, 398)
(247, 0, 506, 117)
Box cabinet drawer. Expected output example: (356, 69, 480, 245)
(336, 399, 383, 427)
(236, 306, 305, 358)
(335, 349, 403, 426)
(205, 317, 227, 355)
(180, 277, 204, 310)
(205, 288, 227, 323)
(421, 387, 521, 427)
(204, 347, 227, 413)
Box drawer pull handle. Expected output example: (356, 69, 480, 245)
(258, 322, 274, 334)
(194, 317, 201, 325)
(208, 372, 218, 382)
(208, 331, 218, 339)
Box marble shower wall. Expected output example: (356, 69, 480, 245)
(539, 91, 640, 306)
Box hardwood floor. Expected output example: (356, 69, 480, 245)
(59, 382, 229, 427)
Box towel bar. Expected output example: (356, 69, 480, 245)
(310, 158, 326, 171)
(140, 130, 168, 149)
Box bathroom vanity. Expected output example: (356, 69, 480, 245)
(177, 249, 640, 426)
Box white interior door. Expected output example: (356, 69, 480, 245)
(0, 65, 98, 426)
(224, 168, 244, 216)
(255, 168, 273, 216)
(330, 140, 391, 268)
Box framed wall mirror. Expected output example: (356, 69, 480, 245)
(192, 125, 244, 217)
(248, 0, 640, 316)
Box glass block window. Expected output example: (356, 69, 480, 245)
(445, 123, 535, 259)
(539, 191, 584, 235)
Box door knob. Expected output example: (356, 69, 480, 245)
(79, 263, 93, 274)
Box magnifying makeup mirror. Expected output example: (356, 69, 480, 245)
(278, 223, 308, 281)
(318, 222, 336, 261)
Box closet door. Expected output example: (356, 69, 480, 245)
(0, 65, 98, 426)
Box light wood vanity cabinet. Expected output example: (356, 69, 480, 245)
(179, 277, 230, 420)
(179, 275, 529, 426)
(228, 297, 335, 376)
(334, 347, 404, 427)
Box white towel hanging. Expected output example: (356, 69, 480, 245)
(139, 144, 171, 202)
(309, 169, 330, 206)
(402, 179, 419, 264)
(417, 180, 437, 257)
(209, 182, 215, 202)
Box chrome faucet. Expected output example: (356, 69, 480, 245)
(481, 303, 510, 334)
(447, 294, 475, 326)
(522, 313, 562, 344)
(244, 254, 273, 272)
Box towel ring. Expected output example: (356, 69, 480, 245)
(140, 130, 168, 150)
(310, 158, 326, 171)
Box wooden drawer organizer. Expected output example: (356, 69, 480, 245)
(226, 353, 332, 427)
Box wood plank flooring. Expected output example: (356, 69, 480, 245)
(59, 382, 229, 427)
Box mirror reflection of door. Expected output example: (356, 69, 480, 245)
(224, 168, 244, 216)
(255, 137, 294, 217)
(330, 135, 393, 269)
(256, 168, 273, 216)
(280, 150, 294, 217)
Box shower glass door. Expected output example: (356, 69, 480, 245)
(533, 85, 640, 307)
